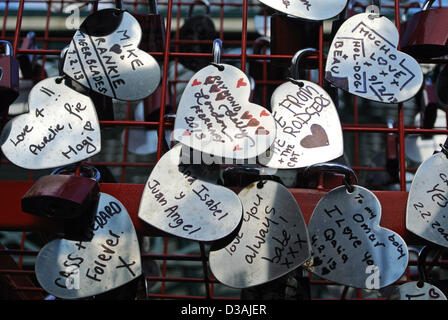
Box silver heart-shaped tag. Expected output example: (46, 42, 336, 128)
(393, 282, 447, 300)
(63, 10, 160, 101)
(138, 144, 243, 242)
(0, 77, 101, 169)
(259, 80, 343, 169)
(307, 185, 408, 288)
(35, 193, 142, 299)
(406, 152, 448, 247)
(209, 180, 311, 288)
(257, 0, 347, 21)
(173, 64, 276, 160)
(325, 11, 423, 103)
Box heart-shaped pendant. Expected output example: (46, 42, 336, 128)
(307, 184, 408, 288)
(63, 9, 160, 101)
(0, 77, 101, 169)
(257, 0, 347, 21)
(406, 151, 448, 247)
(209, 180, 311, 288)
(138, 144, 243, 242)
(325, 8, 423, 103)
(35, 193, 141, 299)
(393, 282, 447, 300)
(173, 64, 276, 160)
(259, 79, 343, 169)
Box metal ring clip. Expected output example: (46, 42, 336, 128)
(51, 164, 101, 182)
(287, 48, 317, 87)
(211, 38, 224, 71)
(304, 162, 358, 192)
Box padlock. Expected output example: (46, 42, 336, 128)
(132, 0, 166, 62)
(401, 0, 448, 59)
(17, 31, 47, 83)
(21, 164, 101, 241)
(0, 40, 20, 113)
(177, 0, 216, 72)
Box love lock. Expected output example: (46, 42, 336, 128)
(0, 40, 19, 122)
(21, 164, 100, 241)
(178, 0, 216, 72)
(401, 0, 448, 59)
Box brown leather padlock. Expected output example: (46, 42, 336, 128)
(21, 165, 100, 241)
(132, 0, 166, 62)
(401, 0, 448, 59)
(0, 40, 19, 114)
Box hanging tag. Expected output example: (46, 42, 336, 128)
(209, 180, 311, 288)
(260, 49, 343, 169)
(307, 184, 408, 288)
(406, 150, 448, 247)
(325, 7, 423, 103)
(173, 63, 276, 160)
(63, 9, 161, 101)
(0, 76, 101, 169)
(138, 144, 243, 242)
(35, 193, 142, 299)
(256, 0, 347, 21)
(393, 281, 447, 300)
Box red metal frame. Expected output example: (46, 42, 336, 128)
(0, 0, 447, 300)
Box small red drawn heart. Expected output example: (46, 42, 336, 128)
(248, 118, 260, 127)
(255, 126, 270, 135)
(209, 84, 221, 93)
(300, 124, 329, 148)
(204, 76, 215, 85)
(260, 110, 270, 117)
(183, 129, 191, 136)
(192, 79, 202, 87)
(233, 145, 243, 152)
(429, 288, 440, 299)
(241, 111, 252, 120)
(237, 78, 247, 88)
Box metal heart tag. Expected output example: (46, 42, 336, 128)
(307, 185, 408, 288)
(325, 12, 423, 103)
(257, 0, 347, 21)
(0, 77, 101, 170)
(63, 10, 160, 101)
(393, 282, 447, 300)
(209, 180, 311, 288)
(173, 64, 276, 160)
(259, 80, 343, 169)
(406, 152, 448, 247)
(138, 144, 243, 242)
(35, 193, 142, 300)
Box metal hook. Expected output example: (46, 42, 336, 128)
(211, 38, 224, 70)
(366, 0, 380, 18)
(51, 164, 101, 182)
(115, 0, 124, 9)
(304, 163, 359, 193)
(290, 48, 317, 81)
(0, 40, 13, 56)
(187, 0, 211, 18)
(423, 0, 436, 11)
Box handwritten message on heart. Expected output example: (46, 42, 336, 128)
(259, 80, 343, 169)
(63, 10, 160, 101)
(35, 193, 141, 299)
(325, 12, 423, 103)
(173, 64, 276, 160)
(0, 77, 101, 170)
(138, 144, 243, 242)
(209, 181, 311, 288)
(307, 185, 408, 288)
(257, 0, 347, 21)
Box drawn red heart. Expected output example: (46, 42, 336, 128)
(429, 288, 440, 299)
(241, 111, 253, 120)
(233, 145, 243, 152)
(248, 118, 260, 127)
(255, 126, 270, 135)
(192, 79, 202, 87)
(204, 76, 215, 85)
(300, 124, 329, 148)
(183, 129, 191, 136)
(209, 84, 221, 93)
(260, 110, 270, 117)
(237, 78, 247, 88)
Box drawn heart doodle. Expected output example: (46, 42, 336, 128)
(174, 64, 276, 159)
(259, 80, 343, 169)
(63, 9, 161, 101)
(236, 78, 247, 88)
(192, 79, 202, 87)
(0, 77, 101, 170)
(138, 144, 243, 242)
(209, 180, 311, 288)
(394, 282, 447, 300)
(307, 185, 408, 288)
(35, 193, 142, 299)
(325, 10, 423, 103)
(257, 0, 347, 21)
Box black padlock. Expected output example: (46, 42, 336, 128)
(177, 0, 216, 71)
(0, 40, 19, 115)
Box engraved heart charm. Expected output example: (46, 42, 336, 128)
(138, 144, 243, 242)
(35, 193, 142, 299)
(257, 0, 347, 21)
(325, 11, 423, 103)
(307, 185, 408, 288)
(0, 77, 101, 170)
(63, 9, 161, 101)
(173, 64, 276, 160)
(259, 80, 342, 169)
(209, 180, 311, 288)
